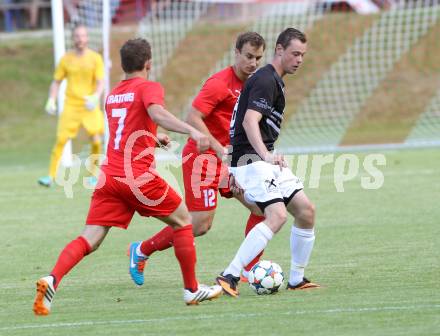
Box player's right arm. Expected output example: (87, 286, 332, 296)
(44, 80, 62, 115)
(242, 79, 286, 169)
(243, 110, 286, 168)
(188, 77, 228, 159)
(45, 55, 66, 115)
(48, 80, 62, 100)
(147, 104, 210, 152)
(186, 108, 225, 159)
(84, 54, 105, 111)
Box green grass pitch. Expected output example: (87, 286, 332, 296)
(0, 148, 439, 335)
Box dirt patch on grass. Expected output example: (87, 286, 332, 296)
(341, 20, 440, 145)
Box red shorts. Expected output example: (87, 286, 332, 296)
(182, 143, 232, 212)
(86, 172, 182, 229)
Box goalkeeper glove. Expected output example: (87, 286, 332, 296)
(45, 97, 56, 115)
(84, 94, 99, 111)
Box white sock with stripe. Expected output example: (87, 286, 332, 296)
(224, 222, 274, 278)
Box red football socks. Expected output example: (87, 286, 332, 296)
(50, 236, 91, 289)
(173, 224, 198, 292)
(140, 226, 174, 256)
(244, 214, 266, 272)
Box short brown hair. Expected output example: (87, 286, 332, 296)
(276, 28, 307, 49)
(120, 38, 152, 73)
(235, 32, 266, 52)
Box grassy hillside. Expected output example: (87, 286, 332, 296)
(0, 38, 55, 154)
(1, 12, 439, 157)
(283, 13, 376, 121)
(341, 20, 440, 145)
(159, 23, 247, 114)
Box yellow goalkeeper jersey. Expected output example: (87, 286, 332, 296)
(54, 49, 104, 107)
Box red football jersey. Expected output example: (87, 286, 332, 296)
(187, 66, 243, 151)
(103, 77, 164, 177)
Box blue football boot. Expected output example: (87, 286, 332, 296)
(128, 242, 148, 286)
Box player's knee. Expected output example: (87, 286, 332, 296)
(306, 202, 315, 226)
(170, 218, 188, 230)
(181, 213, 192, 226)
(276, 210, 288, 227)
(266, 208, 287, 232)
(297, 202, 315, 228)
(193, 223, 210, 237)
(170, 212, 192, 229)
(167, 202, 192, 229)
(191, 213, 213, 236)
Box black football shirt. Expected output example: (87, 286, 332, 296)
(229, 64, 285, 167)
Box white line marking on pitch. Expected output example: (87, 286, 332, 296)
(2, 304, 439, 331)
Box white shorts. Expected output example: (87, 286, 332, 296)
(229, 161, 303, 211)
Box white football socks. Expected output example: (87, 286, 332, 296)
(289, 226, 315, 286)
(224, 222, 274, 278)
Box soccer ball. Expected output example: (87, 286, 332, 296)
(248, 260, 284, 295)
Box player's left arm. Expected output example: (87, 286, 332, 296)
(189, 78, 228, 159)
(45, 56, 66, 115)
(94, 54, 105, 98)
(187, 108, 225, 159)
(84, 55, 105, 111)
(243, 110, 285, 168)
(243, 109, 265, 157)
(144, 82, 209, 152)
(243, 79, 286, 168)
(94, 79, 104, 98)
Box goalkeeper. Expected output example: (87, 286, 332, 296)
(38, 25, 104, 187)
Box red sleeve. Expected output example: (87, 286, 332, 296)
(141, 82, 165, 109)
(192, 77, 228, 116)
